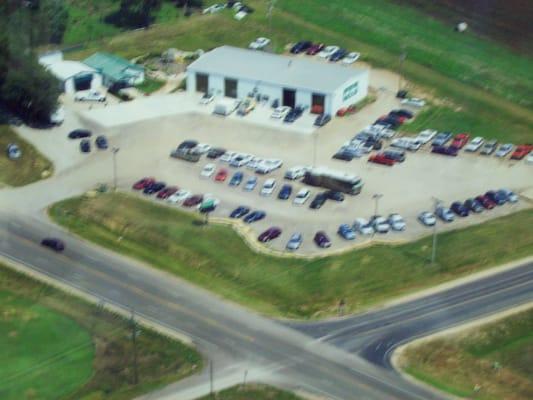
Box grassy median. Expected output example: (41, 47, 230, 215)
(0, 264, 202, 400)
(400, 308, 533, 400)
(198, 384, 302, 400)
(0, 125, 53, 187)
(49, 193, 533, 319)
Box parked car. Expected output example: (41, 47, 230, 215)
(230, 206, 250, 218)
(6, 143, 21, 159)
(495, 143, 514, 158)
(80, 139, 91, 153)
(337, 224, 356, 240)
(284, 106, 304, 123)
(464, 198, 483, 213)
(190, 143, 211, 155)
(230, 154, 254, 168)
(284, 166, 308, 180)
(368, 153, 395, 166)
(499, 189, 518, 203)
(258, 227, 282, 243)
(177, 140, 198, 152)
(229, 171, 244, 186)
(200, 163, 216, 178)
(290, 40, 312, 54)
(325, 190, 344, 202)
(95, 135, 108, 150)
(260, 178, 276, 196)
(383, 149, 406, 163)
(278, 184, 293, 200)
(156, 186, 178, 199)
(485, 190, 506, 205)
(510, 144, 533, 160)
(214, 168, 228, 182)
(132, 177, 156, 190)
(332, 150, 354, 161)
(450, 201, 469, 217)
(401, 98, 426, 107)
(314, 231, 331, 248)
(342, 52, 360, 64)
(370, 216, 390, 233)
(168, 189, 191, 204)
(207, 147, 226, 159)
(309, 192, 328, 209)
(293, 188, 311, 205)
(480, 139, 498, 155)
(68, 129, 92, 139)
(306, 43, 324, 55)
(143, 181, 166, 195)
(255, 159, 283, 174)
(436, 206, 455, 222)
(41, 238, 65, 252)
(243, 210, 266, 223)
(431, 145, 458, 156)
(244, 176, 258, 191)
(314, 113, 331, 127)
(353, 218, 374, 235)
(198, 197, 220, 213)
(329, 48, 348, 62)
(464, 137, 484, 152)
(203, 3, 225, 14)
(415, 129, 437, 144)
(220, 151, 237, 163)
(237, 97, 256, 116)
(49, 106, 65, 125)
(527, 152, 533, 164)
(286, 233, 303, 250)
(432, 132, 453, 147)
(75, 90, 106, 102)
(271, 106, 292, 119)
(249, 37, 270, 50)
(391, 138, 421, 151)
(183, 195, 203, 207)
(388, 213, 406, 231)
(418, 211, 436, 227)
(475, 195, 495, 209)
(451, 133, 470, 149)
(318, 45, 339, 58)
(199, 91, 215, 105)
(390, 109, 414, 119)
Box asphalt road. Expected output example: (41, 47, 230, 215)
(1, 211, 532, 399)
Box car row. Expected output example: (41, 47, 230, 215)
(289, 40, 361, 65)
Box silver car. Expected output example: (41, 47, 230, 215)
(286, 233, 303, 251)
(418, 211, 436, 226)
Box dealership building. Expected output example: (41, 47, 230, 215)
(186, 46, 369, 115)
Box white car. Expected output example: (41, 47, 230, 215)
(388, 213, 406, 231)
(495, 143, 513, 157)
(260, 178, 276, 196)
(500, 189, 518, 203)
(465, 136, 485, 152)
(353, 218, 374, 235)
(284, 166, 308, 180)
(199, 91, 215, 104)
(220, 151, 237, 163)
(246, 157, 264, 170)
(271, 106, 292, 119)
(342, 52, 360, 64)
(318, 45, 339, 58)
(50, 106, 65, 125)
(391, 137, 422, 151)
(200, 163, 216, 178)
(418, 211, 436, 226)
(168, 189, 191, 204)
(401, 98, 426, 107)
(415, 129, 437, 144)
(371, 216, 390, 233)
(256, 159, 283, 174)
(203, 4, 225, 14)
(6, 143, 21, 160)
(526, 152, 533, 165)
(190, 143, 211, 154)
(249, 37, 271, 50)
(74, 90, 106, 102)
(230, 153, 254, 167)
(293, 189, 311, 205)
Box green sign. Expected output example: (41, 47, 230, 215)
(343, 82, 359, 101)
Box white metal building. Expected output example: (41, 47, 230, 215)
(186, 46, 369, 115)
(39, 51, 103, 94)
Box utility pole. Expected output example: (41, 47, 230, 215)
(372, 193, 383, 217)
(267, 0, 277, 50)
(130, 309, 139, 385)
(312, 131, 318, 168)
(209, 360, 214, 396)
(112, 147, 120, 191)
(430, 197, 441, 265)
(398, 47, 407, 92)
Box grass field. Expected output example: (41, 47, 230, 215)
(197, 384, 302, 400)
(49, 193, 533, 319)
(0, 125, 53, 187)
(401, 308, 533, 400)
(0, 264, 202, 400)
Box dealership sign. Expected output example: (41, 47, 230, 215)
(343, 82, 359, 101)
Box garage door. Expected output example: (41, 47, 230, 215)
(74, 74, 93, 91)
(282, 88, 296, 108)
(196, 73, 208, 93)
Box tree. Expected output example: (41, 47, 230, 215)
(107, 0, 162, 28)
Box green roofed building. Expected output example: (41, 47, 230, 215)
(83, 52, 145, 88)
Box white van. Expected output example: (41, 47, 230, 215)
(213, 99, 240, 116)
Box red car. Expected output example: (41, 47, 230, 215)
(183, 195, 203, 207)
(156, 186, 178, 199)
(306, 43, 324, 55)
(258, 227, 282, 243)
(368, 153, 395, 166)
(475, 195, 495, 210)
(214, 169, 228, 182)
(510, 144, 533, 160)
(451, 133, 470, 149)
(132, 177, 155, 190)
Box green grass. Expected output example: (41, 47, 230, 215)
(63, 1, 121, 45)
(402, 308, 533, 400)
(49, 193, 533, 319)
(0, 125, 53, 187)
(135, 77, 166, 94)
(197, 384, 302, 400)
(0, 264, 202, 400)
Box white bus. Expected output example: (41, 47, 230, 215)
(303, 167, 363, 195)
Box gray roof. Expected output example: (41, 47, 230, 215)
(187, 46, 365, 93)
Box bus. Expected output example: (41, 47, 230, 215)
(303, 167, 363, 195)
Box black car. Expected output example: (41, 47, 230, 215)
(367, 138, 383, 150)
(451, 201, 469, 217)
(329, 48, 347, 62)
(383, 150, 406, 162)
(375, 116, 401, 129)
(309, 193, 328, 209)
(464, 198, 483, 213)
(332, 150, 354, 161)
(284, 106, 304, 123)
(290, 40, 312, 54)
(230, 206, 250, 218)
(177, 140, 198, 151)
(278, 184, 292, 200)
(41, 238, 65, 252)
(243, 210, 266, 224)
(396, 90, 408, 99)
(325, 190, 344, 202)
(314, 113, 331, 127)
(95, 135, 108, 150)
(431, 145, 458, 156)
(80, 139, 91, 153)
(143, 181, 166, 195)
(314, 231, 331, 248)
(485, 190, 506, 205)
(390, 109, 414, 119)
(207, 147, 226, 159)
(69, 129, 92, 139)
